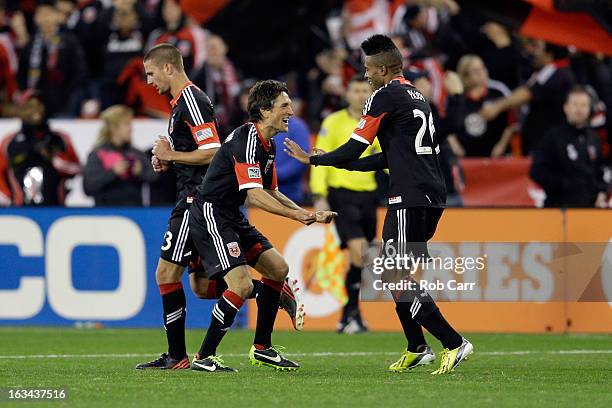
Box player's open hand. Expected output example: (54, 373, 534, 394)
(152, 136, 173, 161)
(293, 209, 316, 225)
(315, 210, 337, 224)
(283, 138, 311, 164)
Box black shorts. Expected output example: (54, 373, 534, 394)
(381, 207, 443, 258)
(189, 198, 273, 279)
(159, 200, 203, 273)
(327, 188, 378, 247)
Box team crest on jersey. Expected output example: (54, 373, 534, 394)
(227, 242, 241, 258)
(248, 166, 261, 179)
(195, 127, 214, 142)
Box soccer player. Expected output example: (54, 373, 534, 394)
(188, 80, 336, 372)
(285, 35, 473, 374)
(310, 75, 381, 334)
(135, 45, 303, 370)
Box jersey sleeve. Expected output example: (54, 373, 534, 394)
(231, 128, 263, 191)
(351, 90, 388, 145)
(182, 96, 221, 150)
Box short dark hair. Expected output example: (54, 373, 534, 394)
(247, 80, 289, 122)
(565, 85, 593, 104)
(360, 34, 403, 72)
(143, 43, 184, 71)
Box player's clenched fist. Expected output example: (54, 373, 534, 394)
(151, 155, 169, 172)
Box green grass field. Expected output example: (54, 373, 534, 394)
(0, 328, 611, 407)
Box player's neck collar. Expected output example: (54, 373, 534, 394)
(251, 122, 271, 151)
(390, 76, 412, 86)
(170, 81, 193, 107)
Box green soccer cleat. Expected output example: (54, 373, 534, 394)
(431, 338, 474, 375)
(388, 345, 435, 372)
(249, 345, 300, 371)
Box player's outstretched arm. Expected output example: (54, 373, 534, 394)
(153, 137, 219, 165)
(339, 152, 388, 172)
(266, 189, 303, 211)
(284, 138, 367, 167)
(247, 188, 315, 225)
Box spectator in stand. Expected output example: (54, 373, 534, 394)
(0, 1, 19, 117)
(0, 91, 80, 206)
(480, 40, 575, 154)
(530, 86, 609, 208)
(55, 0, 104, 79)
(476, 21, 522, 89)
(83, 105, 156, 206)
(145, 0, 206, 75)
(17, 0, 88, 117)
(97, 3, 146, 108)
(192, 33, 240, 137)
(306, 48, 347, 129)
(450, 54, 516, 157)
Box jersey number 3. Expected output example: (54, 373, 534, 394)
(413, 109, 439, 155)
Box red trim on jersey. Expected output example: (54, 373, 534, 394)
(233, 158, 263, 189)
(252, 123, 271, 151)
(223, 290, 245, 309)
(185, 121, 221, 147)
(391, 76, 413, 86)
(353, 113, 388, 144)
(170, 81, 194, 107)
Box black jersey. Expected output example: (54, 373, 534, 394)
(168, 81, 221, 203)
(195, 122, 278, 209)
(351, 77, 446, 208)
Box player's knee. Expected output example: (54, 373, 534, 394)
(227, 278, 253, 299)
(270, 260, 289, 281)
(156, 261, 182, 284)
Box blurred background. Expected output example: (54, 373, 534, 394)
(0, 0, 611, 333)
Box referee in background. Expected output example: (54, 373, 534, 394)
(310, 75, 381, 334)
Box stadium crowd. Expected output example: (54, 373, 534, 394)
(0, 0, 610, 207)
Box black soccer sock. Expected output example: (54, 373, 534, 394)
(159, 282, 187, 360)
(253, 278, 283, 349)
(395, 302, 427, 352)
(420, 309, 463, 350)
(343, 264, 362, 318)
(198, 290, 244, 358)
(391, 276, 462, 350)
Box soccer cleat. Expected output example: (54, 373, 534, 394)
(431, 338, 474, 375)
(279, 278, 305, 331)
(191, 354, 237, 373)
(249, 345, 300, 371)
(339, 318, 368, 334)
(388, 345, 435, 372)
(135, 353, 190, 370)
